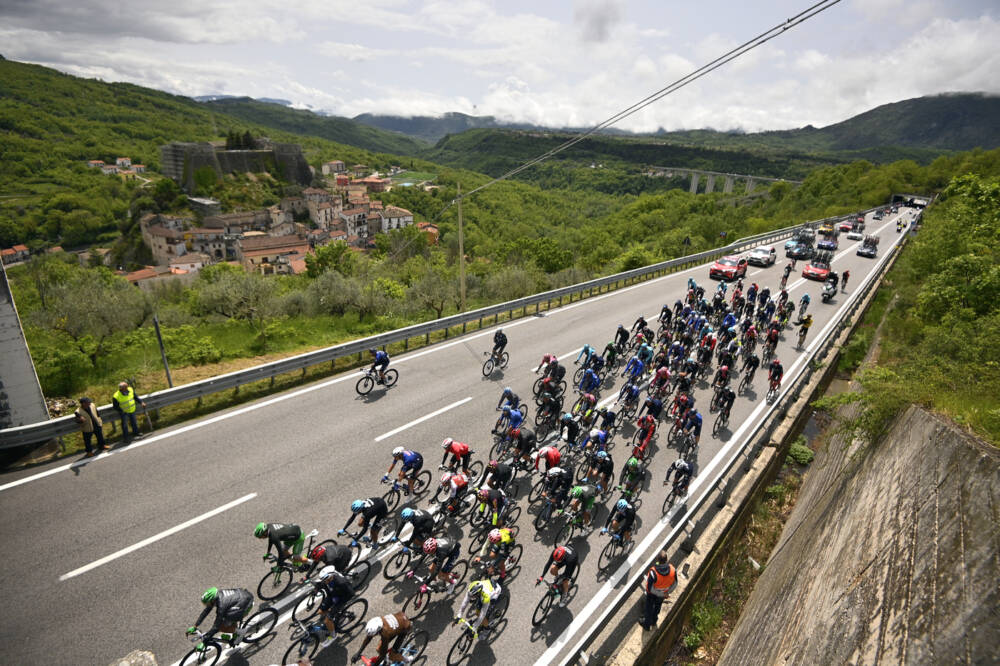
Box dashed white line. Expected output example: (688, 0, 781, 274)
(374, 397, 472, 442)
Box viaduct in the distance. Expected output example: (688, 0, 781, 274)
(645, 166, 803, 195)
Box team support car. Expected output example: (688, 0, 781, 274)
(837, 220, 854, 232)
(709, 255, 748, 281)
(857, 235, 879, 258)
(786, 243, 814, 260)
(802, 251, 833, 281)
(784, 228, 815, 251)
(846, 229, 864, 241)
(746, 245, 776, 267)
(816, 236, 839, 251)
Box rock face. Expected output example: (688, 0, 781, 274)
(108, 650, 157, 666)
(718, 405, 1000, 666)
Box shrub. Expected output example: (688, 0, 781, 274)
(786, 436, 815, 465)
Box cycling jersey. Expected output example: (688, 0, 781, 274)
(605, 505, 636, 533)
(194, 588, 254, 639)
(543, 546, 579, 577)
(615, 327, 629, 347)
(508, 409, 524, 430)
(317, 568, 355, 611)
(722, 313, 737, 329)
(637, 344, 654, 364)
(447, 473, 469, 499)
(624, 357, 644, 379)
(264, 524, 303, 564)
(576, 345, 596, 364)
(683, 412, 703, 436)
(640, 397, 663, 420)
(579, 369, 600, 392)
(598, 408, 617, 430)
(586, 429, 608, 450)
(458, 579, 502, 628)
(497, 388, 519, 410)
(430, 538, 461, 571)
(513, 427, 537, 452)
(632, 317, 647, 333)
(342, 497, 388, 532)
(484, 462, 513, 489)
(315, 544, 353, 573)
(402, 510, 436, 543)
(536, 446, 561, 470)
(372, 351, 390, 371)
(399, 451, 423, 471)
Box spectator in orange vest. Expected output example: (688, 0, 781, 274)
(639, 549, 677, 630)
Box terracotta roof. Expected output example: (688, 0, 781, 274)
(342, 207, 366, 216)
(240, 235, 307, 251)
(145, 226, 182, 239)
(288, 258, 308, 274)
(242, 244, 310, 259)
(12, 244, 29, 251)
(1, 248, 15, 256)
(184, 227, 223, 236)
(125, 267, 159, 281)
(383, 206, 412, 218)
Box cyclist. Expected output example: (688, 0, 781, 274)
(492, 328, 507, 359)
(741, 350, 760, 383)
(797, 293, 811, 322)
(589, 354, 606, 376)
(764, 324, 780, 355)
(758, 286, 771, 307)
(842, 270, 850, 291)
(602, 498, 637, 544)
(417, 537, 461, 592)
(615, 324, 630, 353)
(718, 385, 736, 420)
(351, 612, 413, 665)
(637, 342, 655, 367)
(586, 449, 614, 492)
(340, 497, 389, 544)
(639, 394, 664, 421)
(368, 348, 390, 383)
(768, 358, 784, 391)
(632, 315, 648, 334)
(561, 484, 598, 528)
(578, 367, 601, 393)
(674, 366, 694, 397)
(671, 391, 696, 421)
(496, 386, 520, 411)
(712, 364, 731, 390)
(576, 343, 597, 366)
(394, 507, 436, 551)
(441, 437, 472, 475)
(721, 309, 737, 331)
(650, 365, 671, 395)
(618, 381, 641, 408)
(187, 587, 254, 647)
(623, 354, 645, 380)
(534, 444, 562, 472)
(538, 545, 579, 606)
(440, 471, 470, 512)
(254, 522, 307, 567)
(742, 322, 758, 348)
(308, 543, 353, 578)
(597, 405, 618, 432)
(665, 458, 693, 496)
(534, 353, 558, 375)
(746, 282, 758, 305)
(502, 405, 525, 436)
(455, 579, 503, 636)
(634, 413, 656, 459)
(505, 425, 534, 462)
(798, 314, 813, 345)
(619, 456, 644, 497)
(476, 486, 509, 527)
(658, 304, 672, 327)
(482, 459, 514, 492)
(603, 340, 619, 367)
(537, 389, 561, 422)
(384, 447, 424, 496)
(544, 466, 575, 506)
(582, 427, 609, 454)
(574, 392, 597, 421)
(474, 527, 516, 579)
(559, 413, 580, 447)
(314, 566, 357, 647)
(682, 409, 703, 447)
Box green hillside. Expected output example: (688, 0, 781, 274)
(203, 98, 429, 155)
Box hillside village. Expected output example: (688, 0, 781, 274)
(2, 149, 440, 289)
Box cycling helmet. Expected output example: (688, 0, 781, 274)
(442, 437, 454, 449)
(392, 446, 404, 457)
(488, 529, 503, 544)
(310, 545, 326, 560)
(503, 406, 511, 415)
(571, 487, 584, 498)
(553, 546, 567, 562)
(486, 460, 498, 472)
(596, 450, 608, 460)
(400, 507, 414, 521)
(201, 587, 218, 604)
(478, 488, 490, 501)
(627, 456, 639, 469)
(422, 538, 438, 555)
(365, 617, 383, 637)
(469, 581, 483, 595)
(253, 522, 267, 538)
(503, 386, 512, 394)
(616, 499, 630, 511)
(440, 473, 452, 485)
(547, 467, 563, 479)
(560, 413, 573, 423)
(368, 348, 377, 354)
(351, 499, 366, 513)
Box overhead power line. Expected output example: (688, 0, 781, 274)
(435, 0, 843, 217)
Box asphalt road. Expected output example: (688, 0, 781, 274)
(0, 208, 914, 666)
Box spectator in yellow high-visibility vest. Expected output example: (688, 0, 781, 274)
(112, 381, 145, 443)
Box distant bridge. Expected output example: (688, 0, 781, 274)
(645, 166, 803, 195)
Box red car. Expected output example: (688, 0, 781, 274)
(709, 255, 748, 281)
(801, 253, 832, 281)
(837, 221, 853, 232)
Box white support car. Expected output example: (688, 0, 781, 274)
(746, 245, 776, 267)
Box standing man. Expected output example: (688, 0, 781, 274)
(639, 550, 677, 630)
(112, 381, 145, 444)
(842, 270, 850, 292)
(74, 397, 108, 457)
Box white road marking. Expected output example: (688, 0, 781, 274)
(59, 493, 257, 581)
(374, 397, 472, 442)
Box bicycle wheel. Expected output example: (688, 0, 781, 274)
(405, 587, 432, 618)
(532, 377, 544, 395)
(448, 559, 469, 589)
(382, 488, 400, 512)
(179, 642, 221, 666)
(282, 633, 319, 666)
(555, 520, 578, 545)
(400, 629, 430, 662)
(346, 559, 372, 592)
(383, 369, 399, 387)
(499, 352, 509, 369)
(413, 470, 432, 497)
(335, 597, 368, 633)
(575, 462, 590, 483)
(738, 374, 750, 395)
(468, 460, 485, 484)
(492, 414, 507, 434)
(504, 543, 524, 569)
(534, 502, 553, 530)
(256, 567, 292, 601)
(482, 358, 495, 377)
(355, 375, 374, 396)
(532, 591, 555, 626)
(598, 539, 622, 571)
(528, 478, 545, 504)
(572, 367, 584, 384)
(293, 586, 326, 622)
(712, 414, 724, 436)
(506, 504, 522, 527)
(448, 629, 475, 666)
(383, 547, 413, 580)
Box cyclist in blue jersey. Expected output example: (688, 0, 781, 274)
(722, 310, 737, 331)
(576, 344, 597, 366)
(597, 405, 617, 431)
(368, 349, 390, 383)
(682, 409, 703, 446)
(589, 354, 605, 376)
(623, 355, 644, 380)
(384, 447, 424, 496)
(618, 381, 641, 407)
(717, 281, 728, 296)
(504, 406, 524, 435)
(496, 386, 520, 411)
(579, 367, 601, 393)
(668, 341, 686, 366)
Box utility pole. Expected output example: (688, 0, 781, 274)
(457, 182, 467, 312)
(152, 314, 173, 388)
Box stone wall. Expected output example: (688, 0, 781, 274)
(718, 405, 1000, 665)
(159, 142, 311, 192)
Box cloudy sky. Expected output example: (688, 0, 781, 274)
(2, 0, 998, 132)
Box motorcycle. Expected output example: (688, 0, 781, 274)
(821, 281, 837, 303)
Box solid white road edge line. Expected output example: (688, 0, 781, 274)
(374, 397, 472, 442)
(59, 493, 258, 581)
(537, 238, 900, 665)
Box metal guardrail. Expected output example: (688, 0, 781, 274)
(0, 206, 882, 449)
(558, 221, 908, 665)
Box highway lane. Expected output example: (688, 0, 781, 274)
(0, 208, 913, 665)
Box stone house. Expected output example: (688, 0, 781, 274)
(378, 206, 414, 232)
(321, 160, 346, 175)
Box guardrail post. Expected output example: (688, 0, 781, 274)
(445, 327, 449, 339)
(403, 338, 408, 351)
(270, 376, 275, 387)
(462, 322, 467, 333)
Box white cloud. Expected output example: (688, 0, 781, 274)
(574, 0, 625, 43)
